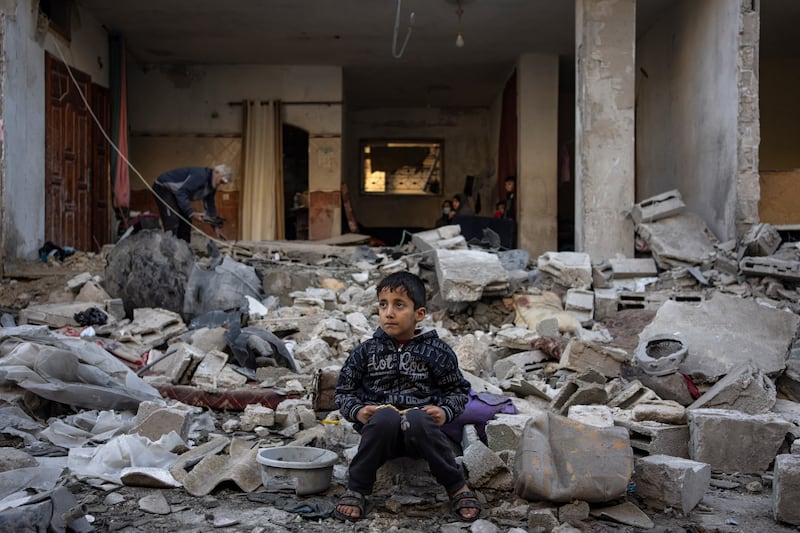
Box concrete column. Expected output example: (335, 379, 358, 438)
(308, 136, 342, 240)
(736, 1, 760, 236)
(575, 0, 636, 259)
(517, 53, 558, 257)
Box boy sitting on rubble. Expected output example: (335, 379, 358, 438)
(333, 271, 482, 522)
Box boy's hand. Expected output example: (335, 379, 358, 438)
(356, 405, 378, 424)
(421, 405, 446, 425)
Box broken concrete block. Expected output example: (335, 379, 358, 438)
(105, 298, 126, 321)
(133, 403, 191, 442)
(614, 418, 689, 458)
(564, 289, 594, 326)
(593, 289, 619, 321)
(453, 333, 491, 375)
(609, 257, 658, 278)
(515, 411, 633, 503)
(742, 223, 782, 257)
(558, 500, 589, 524)
(434, 249, 509, 302)
(66, 272, 93, 291)
(536, 317, 560, 338)
(688, 408, 792, 474)
(485, 413, 536, 452)
(773, 454, 800, 525)
(633, 455, 710, 514)
(636, 213, 717, 269)
(537, 252, 592, 289)
(777, 359, 800, 402)
(632, 400, 687, 425)
(688, 363, 776, 414)
(191, 350, 229, 392)
(76, 281, 112, 303)
(592, 260, 613, 289)
(293, 337, 335, 367)
(607, 380, 659, 409)
(275, 399, 316, 429)
(621, 366, 695, 406)
(550, 378, 608, 416)
(631, 189, 685, 224)
(374, 457, 437, 493)
(567, 405, 614, 428)
(494, 326, 539, 350)
(559, 340, 630, 378)
(239, 404, 275, 431)
(20, 301, 103, 328)
(527, 508, 560, 532)
(150, 343, 205, 384)
(411, 225, 467, 253)
(639, 293, 800, 381)
(739, 256, 800, 281)
(462, 439, 511, 488)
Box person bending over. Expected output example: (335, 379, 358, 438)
(152, 164, 233, 242)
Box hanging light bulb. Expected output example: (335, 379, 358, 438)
(455, 2, 464, 48)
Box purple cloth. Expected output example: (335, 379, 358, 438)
(441, 389, 517, 443)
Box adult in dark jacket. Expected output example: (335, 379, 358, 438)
(152, 164, 233, 242)
(449, 193, 474, 220)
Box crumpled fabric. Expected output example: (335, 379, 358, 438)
(73, 307, 108, 327)
(441, 389, 517, 443)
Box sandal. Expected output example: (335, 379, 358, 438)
(332, 489, 366, 521)
(450, 489, 481, 522)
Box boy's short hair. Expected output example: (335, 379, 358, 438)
(376, 271, 426, 309)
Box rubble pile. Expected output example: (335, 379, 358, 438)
(0, 191, 799, 531)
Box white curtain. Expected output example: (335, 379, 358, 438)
(241, 100, 284, 240)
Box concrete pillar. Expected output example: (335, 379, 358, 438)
(517, 53, 558, 257)
(575, 0, 636, 259)
(308, 136, 342, 240)
(735, 1, 760, 236)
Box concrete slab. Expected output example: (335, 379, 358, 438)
(639, 292, 800, 381)
(636, 213, 717, 269)
(774, 454, 800, 525)
(634, 455, 710, 514)
(688, 363, 776, 414)
(537, 252, 592, 289)
(434, 249, 509, 302)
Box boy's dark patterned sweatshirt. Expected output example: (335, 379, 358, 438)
(335, 327, 470, 429)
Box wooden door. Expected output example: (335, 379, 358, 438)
(90, 84, 111, 249)
(45, 53, 92, 250)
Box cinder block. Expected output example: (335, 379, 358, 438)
(688, 408, 792, 474)
(609, 258, 658, 278)
(462, 439, 510, 488)
(565, 289, 594, 326)
(615, 418, 689, 458)
(773, 454, 800, 525)
(634, 455, 710, 514)
(739, 257, 800, 281)
(742, 223, 781, 257)
(607, 380, 659, 409)
(631, 189, 685, 224)
(593, 289, 618, 321)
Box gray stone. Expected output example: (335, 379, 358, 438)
(105, 229, 195, 318)
(453, 333, 492, 374)
(550, 379, 607, 416)
(632, 400, 687, 425)
(593, 288, 618, 320)
(239, 404, 275, 431)
(777, 358, 800, 402)
(537, 252, 592, 289)
(0, 448, 38, 472)
(742, 223, 782, 257)
(485, 413, 535, 452)
(631, 189, 685, 224)
(689, 363, 776, 414)
(688, 408, 792, 474)
(435, 249, 509, 301)
(621, 366, 695, 406)
(133, 405, 191, 442)
(462, 439, 510, 487)
(559, 339, 630, 378)
(527, 508, 559, 533)
(634, 455, 710, 514)
(614, 418, 689, 458)
(609, 257, 658, 278)
(149, 342, 205, 384)
(773, 454, 800, 525)
(558, 500, 589, 523)
(138, 492, 171, 515)
(564, 289, 594, 325)
(607, 380, 659, 409)
(191, 349, 229, 392)
(567, 405, 614, 427)
(639, 292, 800, 381)
(636, 213, 717, 269)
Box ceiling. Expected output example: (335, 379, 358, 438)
(76, 0, 791, 109)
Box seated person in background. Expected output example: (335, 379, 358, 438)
(493, 201, 505, 219)
(436, 200, 453, 227)
(333, 272, 481, 523)
(449, 193, 474, 220)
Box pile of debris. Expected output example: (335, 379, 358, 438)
(0, 189, 799, 531)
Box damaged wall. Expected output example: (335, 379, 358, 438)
(635, 0, 739, 241)
(344, 107, 491, 230)
(1, 0, 108, 261)
(760, 55, 800, 171)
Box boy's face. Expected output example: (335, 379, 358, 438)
(377, 287, 425, 341)
(505, 180, 514, 192)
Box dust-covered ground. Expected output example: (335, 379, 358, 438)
(1, 255, 799, 533)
